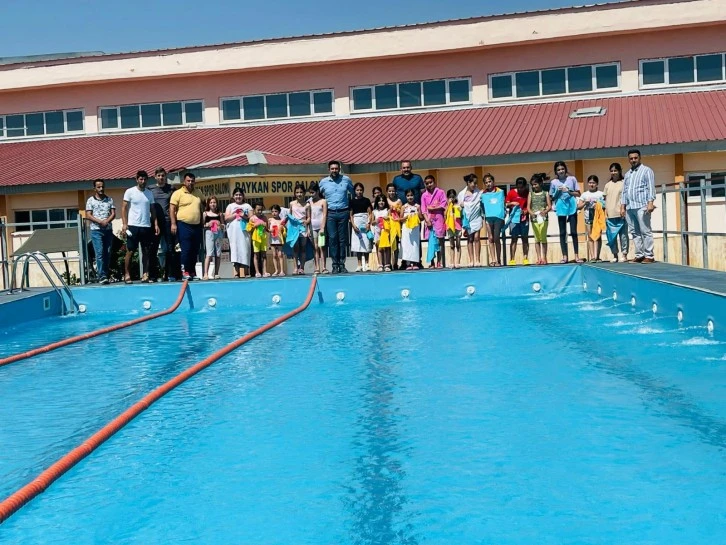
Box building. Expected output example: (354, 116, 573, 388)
(1, 0, 725, 275)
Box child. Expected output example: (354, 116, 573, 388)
(290, 183, 311, 275)
(445, 189, 462, 269)
(602, 162, 629, 262)
(578, 175, 605, 262)
(421, 175, 447, 268)
(386, 183, 403, 269)
(527, 174, 552, 265)
(372, 186, 383, 203)
(481, 173, 505, 266)
(372, 194, 392, 271)
(550, 160, 583, 263)
(401, 189, 422, 270)
(458, 173, 483, 267)
(202, 196, 225, 280)
(224, 187, 253, 278)
(268, 204, 286, 276)
(308, 181, 328, 274)
(350, 182, 373, 272)
(250, 202, 270, 277)
(505, 177, 530, 266)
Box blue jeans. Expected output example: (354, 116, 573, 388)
(91, 229, 113, 280)
(177, 221, 202, 277)
(326, 209, 350, 269)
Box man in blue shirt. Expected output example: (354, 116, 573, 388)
(319, 160, 355, 274)
(620, 149, 656, 263)
(392, 160, 425, 204)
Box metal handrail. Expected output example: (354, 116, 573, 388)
(9, 251, 79, 315)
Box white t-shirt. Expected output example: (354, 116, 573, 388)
(578, 190, 604, 208)
(123, 186, 155, 227)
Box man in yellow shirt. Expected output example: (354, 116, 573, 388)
(170, 172, 205, 280)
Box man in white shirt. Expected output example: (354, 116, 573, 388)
(121, 170, 160, 283)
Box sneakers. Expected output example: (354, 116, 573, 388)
(523, 259, 530, 266)
(610, 257, 618, 263)
(508, 259, 516, 266)
(182, 272, 191, 281)
(99, 277, 109, 285)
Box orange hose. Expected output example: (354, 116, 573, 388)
(0, 276, 317, 524)
(0, 281, 189, 368)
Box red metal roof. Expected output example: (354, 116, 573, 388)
(2, 89, 726, 188)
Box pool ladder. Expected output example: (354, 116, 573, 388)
(7, 251, 80, 316)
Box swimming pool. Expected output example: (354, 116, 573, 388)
(1, 266, 725, 543)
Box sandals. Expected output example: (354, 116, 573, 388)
(575, 258, 585, 263)
(377, 266, 384, 272)
(141, 274, 150, 283)
(124, 276, 133, 284)
(560, 258, 568, 264)
(384, 265, 392, 272)
(321, 269, 330, 274)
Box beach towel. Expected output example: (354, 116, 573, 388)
(605, 217, 626, 246)
(590, 201, 606, 241)
(282, 215, 315, 260)
(505, 204, 521, 228)
(426, 228, 440, 263)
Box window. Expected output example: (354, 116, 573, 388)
(686, 172, 726, 202)
(220, 89, 334, 122)
(99, 100, 204, 130)
(0, 109, 84, 139)
(13, 208, 80, 232)
(489, 63, 619, 100)
(351, 77, 471, 112)
(640, 53, 726, 88)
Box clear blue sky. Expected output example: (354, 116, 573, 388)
(1, 0, 614, 58)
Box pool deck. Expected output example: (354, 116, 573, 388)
(586, 262, 726, 297)
(0, 287, 55, 304)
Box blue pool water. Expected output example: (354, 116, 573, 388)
(1, 273, 726, 543)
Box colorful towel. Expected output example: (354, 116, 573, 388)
(505, 204, 521, 228)
(590, 201, 606, 241)
(605, 217, 626, 246)
(426, 228, 439, 263)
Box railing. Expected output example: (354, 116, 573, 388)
(0, 218, 89, 290)
(8, 251, 80, 315)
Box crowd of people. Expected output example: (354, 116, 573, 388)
(84, 150, 657, 283)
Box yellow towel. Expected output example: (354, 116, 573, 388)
(590, 202, 606, 241)
(405, 214, 421, 230)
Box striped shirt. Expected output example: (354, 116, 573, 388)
(621, 163, 655, 209)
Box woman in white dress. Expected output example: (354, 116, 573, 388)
(458, 173, 483, 267)
(224, 186, 252, 278)
(401, 189, 422, 270)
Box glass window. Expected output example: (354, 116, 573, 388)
(141, 103, 162, 127)
(120, 105, 140, 129)
(711, 173, 726, 199)
(568, 66, 593, 93)
(399, 82, 422, 108)
(491, 75, 513, 99)
(289, 92, 311, 117)
(49, 209, 65, 228)
(312, 91, 333, 114)
(642, 60, 666, 85)
(375, 84, 397, 109)
(0, 117, 4, 137)
(423, 80, 446, 105)
(45, 111, 64, 134)
(352, 88, 373, 110)
(162, 102, 183, 126)
(448, 79, 470, 102)
(541, 68, 566, 95)
(15, 211, 30, 224)
(515, 71, 539, 97)
(696, 54, 723, 82)
(668, 56, 694, 84)
(66, 110, 83, 131)
(26, 113, 45, 136)
(100, 108, 118, 129)
(221, 99, 241, 121)
(184, 101, 203, 123)
(32, 210, 48, 224)
(595, 64, 619, 89)
(6, 114, 25, 137)
(265, 94, 288, 119)
(243, 96, 265, 120)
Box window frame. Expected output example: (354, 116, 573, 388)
(218, 89, 335, 124)
(98, 99, 205, 132)
(488, 62, 620, 102)
(639, 52, 726, 89)
(350, 77, 472, 113)
(13, 207, 80, 232)
(0, 109, 85, 140)
(685, 171, 726, 203)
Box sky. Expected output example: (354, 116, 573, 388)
(0, 0, 616, 58)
